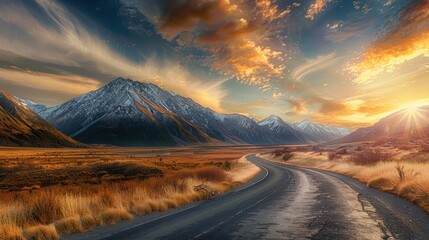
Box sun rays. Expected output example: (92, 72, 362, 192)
(397, 105, 429, 139)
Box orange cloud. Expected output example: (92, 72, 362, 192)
(347, 1, 429, 84)
(286, 98, 308, 115)
(306, 0, 332, 20)
(256, 0, 291, 21)
(128, 0, 288, 86)
(210, 40, 284, 85)
(159, 0, 236, 40)
(197, 18, 259, 43)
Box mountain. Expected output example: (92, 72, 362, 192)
(14, 97, 47, 114)
(337, 106, 429, 143)
(258, 115, 309, 143)
(37, 78, 302, 146)
(259, 116, 350, 143)
(294, 119, 350, 142)
(0, 89, 83, 147)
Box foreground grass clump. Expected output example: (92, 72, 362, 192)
(0, 166, 228, 240)
(349, 149, 392, 166)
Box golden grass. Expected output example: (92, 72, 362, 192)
(0, 146, 267, 240)
(263, 144, 429, 214)
(0, 225, 25, 240)
(0, 168, 225, 239)
(54, 216, 83, 234)
(23, 224, 58, 240)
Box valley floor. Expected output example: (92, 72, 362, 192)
(0, 145, 279, 240)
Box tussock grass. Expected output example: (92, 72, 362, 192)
(0, 225, 25, 240)
(328, 161, 429, 212)
(54, 216, 83, 234)
(23, 224, 58, 240)
(0, 146, 267, 239)
(265, 145, 429, 214)
(0, 166, 232, 239)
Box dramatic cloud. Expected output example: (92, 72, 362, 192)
(291, 53, 339, 81)
(306, 0, 332, 20)
(0, 0, 227, 111)
(123, 0, 289, 86)
(347, 1, 429, 84)
(210, 40, 284, 85)
(256, 0, 291, 21)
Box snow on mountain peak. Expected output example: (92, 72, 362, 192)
(259, 115, 286, 127)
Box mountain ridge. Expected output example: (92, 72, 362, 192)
(17, 78, 350, 146)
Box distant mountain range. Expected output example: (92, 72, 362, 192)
(337, 106, 429, 143)
(259, 115, 350, 143)
(8, 78, 350, 147)
(0, 89, 82, 147)
(7, 77, 427, 147)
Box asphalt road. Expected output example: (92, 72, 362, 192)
(67, 154, 429, 240)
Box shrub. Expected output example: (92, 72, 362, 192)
(327, 152, 338, 161)
(420, 145, 429, 153)
(194, 167, 227, 182)
(282, 152, 294, 161)
(374, 138, 390, 146)
(222, 161, 232, 171)
(336, 148, 348, 155)
(349, 149, 392, 166)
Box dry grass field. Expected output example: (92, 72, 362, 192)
(262, 140, 429, 215)
(0, 145, 272, 240)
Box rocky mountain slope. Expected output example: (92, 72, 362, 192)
(0, 89, 83, 147)
(34, 78, 299, 146)
(20, 78, 350, 146)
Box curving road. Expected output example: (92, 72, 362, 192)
(65, 154, 429, 240)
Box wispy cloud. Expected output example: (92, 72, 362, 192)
(291, 53, 339, 81)
(0, 0, 227, 111)
(347, 1, 429, 84)
(325, 18, 374, 43)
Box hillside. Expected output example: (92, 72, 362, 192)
(337, 106, 429, 143)
(0, 89, 83, 147)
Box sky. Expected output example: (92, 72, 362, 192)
(0, 0, 428, 129)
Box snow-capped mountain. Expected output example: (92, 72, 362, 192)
(36, 78, 303, 146)
(14, 96, 47, 114)
(259, 116, 349, 143)
(258, 115, 308, 143)
(294, 119, 350, 142)
(0, 89, 82, 147)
